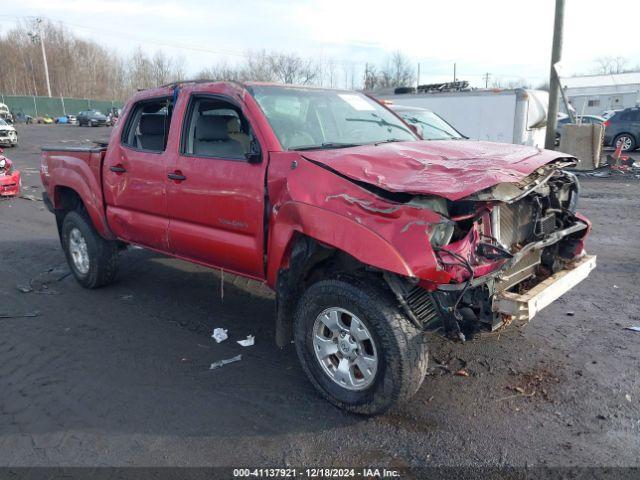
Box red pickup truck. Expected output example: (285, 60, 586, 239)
(41, 81, 595, 414)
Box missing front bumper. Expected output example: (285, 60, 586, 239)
(492, 254, 596, 321)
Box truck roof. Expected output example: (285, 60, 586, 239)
(138, 80, 354, 97)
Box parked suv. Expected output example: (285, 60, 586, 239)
(77, 110, 108, 127)
(604, 107, 640, 151)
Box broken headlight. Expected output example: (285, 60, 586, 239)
(429, 221, 455, 248)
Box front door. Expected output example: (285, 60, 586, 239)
(166, 92, 266, 279)
(103, 96, 174, 251)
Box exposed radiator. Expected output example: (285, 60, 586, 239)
(492, 201, 535, 251)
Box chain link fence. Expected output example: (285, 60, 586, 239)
(0, 94, 124, 118)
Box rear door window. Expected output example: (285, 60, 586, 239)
(121, 98, 174, 152)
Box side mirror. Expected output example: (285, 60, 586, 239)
(245, 138, 262, 164)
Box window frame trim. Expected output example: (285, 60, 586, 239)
(120, 95, 173, 155)
(179, 92, 255, 163)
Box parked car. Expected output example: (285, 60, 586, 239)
(603, 107, 640, 151)
(377, 88, 549, 147)
(54, 115, 78, 125)
(13, 112, 33, 124)
(601, 109, 622, 121)
(555, 115, 604, 145)
(77, 110, 108, 127)
(41, 82, 595, 414)
(0, 118, 18, 147)
(0, 149, 21, 196)
(388, 104, 465, 140)
(0, 103, 13, 123)
(36, 115, 54, 124)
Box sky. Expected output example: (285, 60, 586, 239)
(2, 0, 640, 88)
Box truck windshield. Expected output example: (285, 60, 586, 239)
(399, 110, 463, 140)
(249, 85, 417, 150)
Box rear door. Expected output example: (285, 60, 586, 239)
(165, 90, 266, 279)
(103, 96, 174, 250)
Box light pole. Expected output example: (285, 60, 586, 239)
(28, 18, 52, 98)
(545, 0, 564, 149)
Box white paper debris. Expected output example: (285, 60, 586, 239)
(338, 93, 375, 111)
(211, 328, 228, 343)
(237, 335, 255, 347)
(625, 326, 640, 332)
(209, 354, 242, 370)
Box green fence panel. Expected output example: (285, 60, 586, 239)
(35, 97, 64, 117)
(1, 96, 37, 117)
(63, 98, 90, 116)
(90, 100, 115, 114)
(0, 95, 123, 118)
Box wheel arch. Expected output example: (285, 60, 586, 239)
(52, 183, 115, 240)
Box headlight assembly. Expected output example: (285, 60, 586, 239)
(429, 221, 454, 248)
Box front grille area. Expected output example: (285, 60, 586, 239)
(405, 287, 439, 327)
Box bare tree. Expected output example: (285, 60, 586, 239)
(363, 63, 378, 90)
(267, 52, 319, 85)
(380, 51, 415, 88)
(593, 56, 628, 74)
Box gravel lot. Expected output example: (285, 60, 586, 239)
(1, 124, 639, 468)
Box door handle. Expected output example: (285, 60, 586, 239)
(109, 165, 126, 173)
(167, 172, 187, 181)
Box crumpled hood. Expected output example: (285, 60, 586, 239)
(301, 140, 572, 201)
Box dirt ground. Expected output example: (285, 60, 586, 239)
(0, 124, 639, 468)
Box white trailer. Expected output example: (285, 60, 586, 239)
(377, 89, 549, 147)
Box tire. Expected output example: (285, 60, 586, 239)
(614, 133, 636, 152)
(294, 278, 429, 415)
(60, 210, 119, 288)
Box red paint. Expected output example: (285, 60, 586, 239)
(40, 82, 590, 291)
(0, 156, 20, 197)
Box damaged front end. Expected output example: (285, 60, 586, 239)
(0, 152, 21, 197)
(385, 160, 595, 340)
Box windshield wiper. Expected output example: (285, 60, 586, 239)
(346, 116, 412, 134)
(291, 142, 363, 151)
(372, 138, 404, 146)
(406, 117, 465, 140)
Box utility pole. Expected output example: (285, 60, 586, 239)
(417, 62, 420, 90)
(453, 63, 456, 83)
(28, 18, 52, 98)
(545, 0, 565, 149)
(483, 72, 491, 88)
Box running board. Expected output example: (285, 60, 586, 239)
(493, 254, 597, 321)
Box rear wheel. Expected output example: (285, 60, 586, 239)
(294, 278, 429, 415)
(614, 133, 636, 152)
(61, 210, 119, 288)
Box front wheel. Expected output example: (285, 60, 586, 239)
(61, 210, 119, 288)
(294, 279, 429, 415)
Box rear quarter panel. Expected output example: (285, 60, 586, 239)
(41, 148, 114, 239)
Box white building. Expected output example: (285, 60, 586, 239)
(560, 72, 640, 116)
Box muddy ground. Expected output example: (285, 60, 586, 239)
(0, 124, 639, 468)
